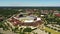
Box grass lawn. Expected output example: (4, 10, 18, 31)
(45, 27, 60, 34)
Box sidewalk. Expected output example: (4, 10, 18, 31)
(0, 28, 16, 34)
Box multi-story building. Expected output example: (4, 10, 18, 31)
(53, 10, 60, 17)
(49, 10, 54, 14)
(40, 10, 44, 14)
(53, 10, 59, 14)
(40, 10, 48, 15)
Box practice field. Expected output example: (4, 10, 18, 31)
(45, 27, 60, 34)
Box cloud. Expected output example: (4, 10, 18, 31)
(0, 2, 60, 7)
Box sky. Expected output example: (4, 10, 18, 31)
(0, 0, 60, 7)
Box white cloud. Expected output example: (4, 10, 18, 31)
(0, 3, 60, 7)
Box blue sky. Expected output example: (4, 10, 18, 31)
(0, 0, 60, 6)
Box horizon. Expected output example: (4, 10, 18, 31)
(0, 5, 60, 7)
